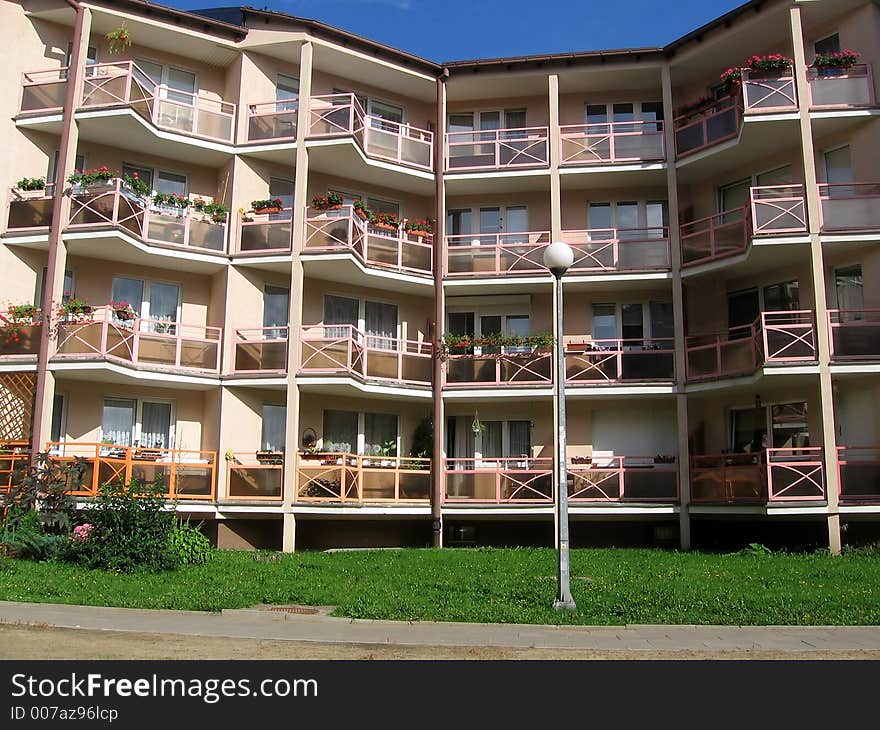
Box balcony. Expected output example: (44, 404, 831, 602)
(308, 94, 433, 171)
(444, 347, 552, 387)
(674, 96, 741, 158)
(66, 178, 228, 254)
(299, 325, 433, 388)
(0, 309, 42, 359)
(559, 120, 665, 166)
(568, 456, 678, 502)
(245, 100, 298, 143)
(741, 68, 798, 113)
(443, 457, 552, 503)
(686, 311, 817, 382)
(52, 306, 221, 375)
(304, 206, 433, 276)
(78, 62, 236, 143)
(47, 442, 217, 500)
(838, 447, 880, 503)
(445, 127, 549, 172)
(0, 442, 29, 492)
(235, 208, 292, 255)
(818, 183, 880, 233)
(560, 228, 671, 273)
(807, 64, 876, 108)
(750, 185, 807, 235)
(564, 338, 675, 385)
(691, 448, 825, 504)
(226, 451, 284, 501)
(680, 207, 749, 266)
(5, 186, 55, 232)
(445, 231, 550, 277)
(829, 310, 880, 361)
(19, 68, 67, 114)
(232, 327, 288, 375)
(296, 452, 430, 503)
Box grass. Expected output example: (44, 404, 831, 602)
(1, 547, 879, 625)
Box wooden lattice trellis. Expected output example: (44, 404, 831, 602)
(0, 372, 36, 443)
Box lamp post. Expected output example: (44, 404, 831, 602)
(543, 240, 576, 611)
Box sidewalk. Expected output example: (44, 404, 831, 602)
(2, 601, 880, 653)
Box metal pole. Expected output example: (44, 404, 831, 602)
(553, 271, 576, 611)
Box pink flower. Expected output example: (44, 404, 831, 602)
(71, 523, 94, 542)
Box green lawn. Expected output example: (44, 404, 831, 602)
(1, 548, 879, 625)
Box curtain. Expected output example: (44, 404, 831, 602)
(324, 295, 358, 340)
(481, 421, 503, 461)
(365, 301, 397, 350)
(263, 286, 289, 339)
(111, 277, 144, 317)
(508, 421, 531, 461)
(148, 282, 179, 334)
(102, 398, 135, 446)
(140, 402, 172, 449)
(364, 413, 397, 456)
(261, 404, 286, 452)
(323, 410, 358, 453)
(453, 416, 475, 467)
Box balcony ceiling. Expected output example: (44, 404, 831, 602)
(446, 70, 551, 102)
(312, 44, 435, 102)
(557, 65, 664, 94)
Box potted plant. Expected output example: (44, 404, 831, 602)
(654, 454, 676, 464)
(353, 197, 371, 222)
(256, 449, 283, 465)
(0, 304, 38, 347)
(719, 67, 742, 94)
(370, 211, 401, 232)
(745, 53, 794, 74)
(311, 192, 344, 211)
(471, 416, 486, 436)
(238, 207, 253, 223)
(121, 172, 151, 200)
(109, 300, 136, 322)
(377, 439, 397, 468)
(404, 218, 433, 238)
(251, 198, 284, 215)
(67, 166, 116, 194)
(813, 50, 861, 71)
(192, 199, 229, 223)
(152, 191, 190, 213)
(106, 24, 132, 54)
(14, 177, 47, 199)
(58, 298, 92, 322)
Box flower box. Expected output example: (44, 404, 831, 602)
(256, 207, 282, 215)
(15, 188, 47, 200)
(407, 229, 428, 239)
(373, 222, 398, 232)
(256, 450, 283, 465)
(355, 208, 370, 222)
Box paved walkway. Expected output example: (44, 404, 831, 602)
(2, 601, 880, 653)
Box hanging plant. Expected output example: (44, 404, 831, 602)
(106, 24, 132, 55)
(471, 414, 486, 435)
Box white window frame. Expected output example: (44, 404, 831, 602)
(321, 410, 400, 458)
(586, 200, 668, 231)
(472, 419, 532, 467)
(48, 392, 68, 455)
(122, 162, 189, 198)
(728, 400, 810, 453)
(100, 396, 176, 451)
(590, 300, 672, 343)
(111, 275, 182, 327)
(583, 101, 663, 123)
(323, 293, 401, 343)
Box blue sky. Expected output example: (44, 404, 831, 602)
(165, 0, 747, 62)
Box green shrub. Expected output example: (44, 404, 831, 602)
(168, 522, 212, 566)
(65, 479, 176, 573)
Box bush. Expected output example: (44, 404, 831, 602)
(168, 522, 213, 566)
(65, 479, 176, 573)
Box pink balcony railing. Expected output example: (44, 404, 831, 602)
(79, 62, 236, 143)
(304, 206, 433, 275)
(236, 207, 292, 254)
(680, 206, 750, 266)
(444, 457, 553, 503)
(245, 100, 298, 142)
(560, 228, 671, 273)
(762, 311, 817, 363)
(818, 183, 880, 232)
(445, 127, 549, 172)
(299, 324, 432, 387)
(808, 63, 876, 108)
(829, 309, 880, 360)
(767, 447, 825, 501)
(18, 67, 68, 114)
(568, 456, 678, 502)
(564, 338, 675, 384)
(5, 185, 56, 232)
(445, 231, 551, 276)
(46, 441, 217, 500)
(444, 346, 552, 387)
(750, 185, 807, 235)
(308, 93, 434, 170)
(838, 446, 880, 503)
(52, 306, 221, 374)
(226, 451, 284, 501)
(0, 442, 29, 493)
(232, 327, 288, 374)
(0, 309, 42, 359)
(296, 452, 430, 503)
(741, 68, 798, 113)
(674, 96, 741, 158)
(66, 178, 228, 253)
(559, 120, 665, 166)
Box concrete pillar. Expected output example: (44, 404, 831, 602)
(548, 73, 562, 548)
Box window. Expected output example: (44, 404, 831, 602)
(823, 146, 853, 196)
(269, 177, 293, 220)
(110, 276, 180, 332)
(591, 301, 673, 344)
(719, 178, 750, 215)
(261, 404, 286, 452)
(585, 101, 664, 131)
(365, 413, 398, 456)
(323, 410, 358, 453)
(446, 206, 528, 245)
(449, 109, 526, 136)
(38, 268, 74, 308)
(729, 401, 810, 453)
(814, 33, 840, 57)
(446, 310, 530, 353)
(763, 281, 800, 311)
(263, 286, 289, 339)
(446, 417, 531, 466)
(121, 163, 154, 191)
(65, 43, 98, 78)
(49, 393, 66, 454)
(727, 288, 759, 337)
(835, 265, 864, 316)
(322, 410, 399, 456)
(324, 294, 398, 349)
(276, 74, 299, 110)
(365, 300, 398, 350)
(587, 200, 667, 235)
(101, 398, 173, 449)
(121, 165, 188, 197)
(48, 152, 85, 187)
(719, 166, 794, 219)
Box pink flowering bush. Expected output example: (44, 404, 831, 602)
(71, 523, 94, 542)
(814, 50, 861, 69)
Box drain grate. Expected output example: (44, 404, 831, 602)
(266, 605, 320, 615)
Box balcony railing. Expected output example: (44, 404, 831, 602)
(568, 456, 678, 502)
(444, 457, 553, 503)
(78, 62, 236, 143)
(5, 185, 55, 232)
(0, 442, 29, 492)
(53, 306, 221, 374)
(299, 324, 432, 387)
(838, 446, 880, 503)
(46, 442, 217, 500)
(246, 100, 298, 143)
(686, 311, 816, 381)
(750, 185, 807, 235)
(559, 120, 665, 166)
(829, 309, 880, 360)
(308, 93, 434, 170)
(564, 338, 675, 384)
(226, 451, 284, 501)
(560, 228, 671, 273)
(445, 127, 549, 172)
(680, 206, 749, 266)
(232, 327, 288, 374)
(304, 206, 433, 275)
(0, 309, 42, 358)
(444, 347, 552, 387)
(818, 183, 880, 232)
(445, 231, 550, 277)
(19, 67, 67, 114)
(236, 208, 292, 255)
(674, 96, 741, 158)
(691, 448, 825, 504)
(807, 64, 875, 108)
(296, 452, 430, 503)
(741, 68, 798, 113)
(67, 178, 228, 253)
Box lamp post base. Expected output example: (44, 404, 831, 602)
(553, 597, 577, 612)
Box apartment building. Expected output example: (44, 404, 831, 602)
(1, 0, 878, 552)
